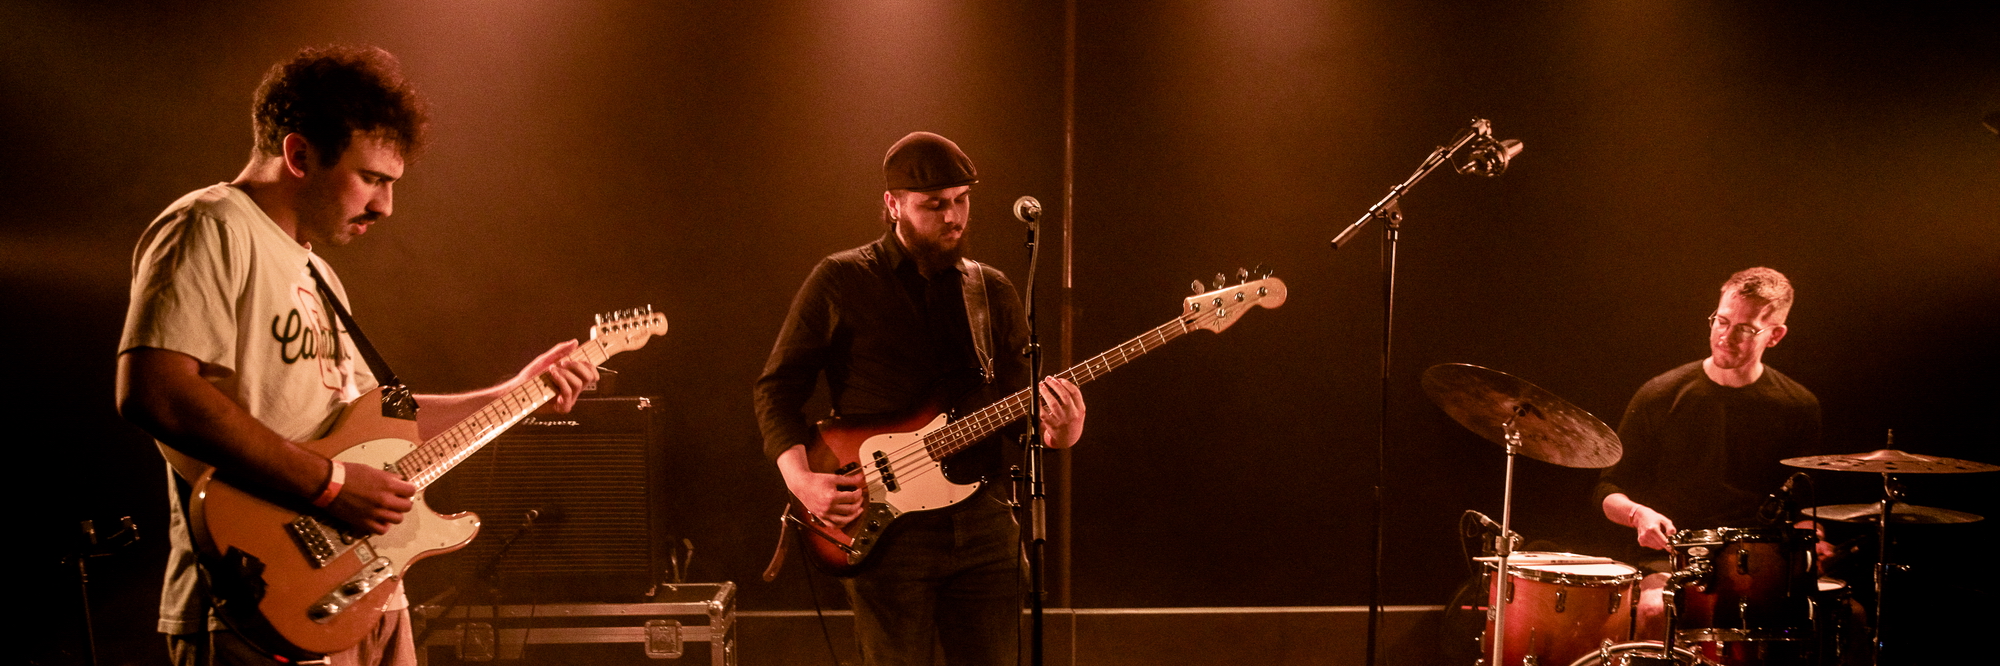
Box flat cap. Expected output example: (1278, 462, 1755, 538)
(884, 131, 978, 192)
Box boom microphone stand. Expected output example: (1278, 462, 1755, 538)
(1330, 119, 1522, 666)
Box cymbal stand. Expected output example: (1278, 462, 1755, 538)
(1487, 412, 1525, 666)
(1868, 471, 1903, 666)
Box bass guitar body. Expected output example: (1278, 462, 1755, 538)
(189, 388, 479, 659)
(792, 396, 985, 576)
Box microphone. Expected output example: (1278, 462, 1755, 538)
(1012, 195, 1042, 230)
(1778, 472, 1805, 497)
(1464, 510, 1521, 553)
(1457, 136, 1525, 177)
(1451, 119, 1524, 177)
(524, 503, 565, 525)
(1760, 473, 1807, 525)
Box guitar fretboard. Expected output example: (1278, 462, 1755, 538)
(395, 341, 613, 490)
(922, 316, 1194, 459)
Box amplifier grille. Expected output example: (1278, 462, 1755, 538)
(415, 397, 662, 602)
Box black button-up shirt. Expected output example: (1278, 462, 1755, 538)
(754, 229, 1030, 481)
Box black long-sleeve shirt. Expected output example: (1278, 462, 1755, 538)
(754, 229, 1030, 482)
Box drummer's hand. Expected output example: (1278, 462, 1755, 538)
(1632, 506, 1676, 551)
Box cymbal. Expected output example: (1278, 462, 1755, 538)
(1780, 449, 2000, 474)
(1804, 503, 1984, 525)
(1421, 363, 1622, 468)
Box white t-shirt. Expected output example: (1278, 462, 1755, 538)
(121, 183, 381, 633)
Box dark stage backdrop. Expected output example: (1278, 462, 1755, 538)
(7, 2, 1996, 664)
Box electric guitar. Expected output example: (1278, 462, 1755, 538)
(168, 307, 668, 660)
(789, 275, 1287, 574)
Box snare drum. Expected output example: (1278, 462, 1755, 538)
(1484, 554, 1643, 666)
(1667, 527, 1818, 634)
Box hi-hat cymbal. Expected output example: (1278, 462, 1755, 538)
(1780, 449, 2000, 474)
(1420, 363, 1622, 468)
(1804, 503, 1984, 525)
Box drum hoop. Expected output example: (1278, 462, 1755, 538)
(1668, 525, 1815, 546)
(1508, 566, 1644, 587)
(1563, 641, 1704, 666)
(1674, 627, 1813, 642)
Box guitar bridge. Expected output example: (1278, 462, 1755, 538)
(287, 515, 346, 568)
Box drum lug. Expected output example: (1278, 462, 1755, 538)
(1554, 588, 1567, 613)
(1608, 588, 1622, 614)
(1505, 578, 1515, 604)
(1737, 547, 1750, 575)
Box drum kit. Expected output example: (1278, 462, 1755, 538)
(1421, 363, 1997, 666)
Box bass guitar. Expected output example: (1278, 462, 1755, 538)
(790, 274, 1286, 573)
(171, 307, 668, 659)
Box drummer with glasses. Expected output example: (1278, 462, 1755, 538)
(1594, 267, 1825, 638)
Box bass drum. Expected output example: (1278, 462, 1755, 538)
(1565, 641, 1713, 666)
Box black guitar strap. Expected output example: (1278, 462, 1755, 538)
(306, 260, 417, 419)
(959, 258, 995, 385)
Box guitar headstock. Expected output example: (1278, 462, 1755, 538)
(1182, 268, 1287, 334)
(590, 305, 670, 355)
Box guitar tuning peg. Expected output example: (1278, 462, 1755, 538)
(1190, 280, 1204, 295)
(1236, 268, 1250, 284)
(1254, 263, 1275, 279)
(1211, 273, 1226, 291)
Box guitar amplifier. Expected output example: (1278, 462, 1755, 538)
(413, 396, 668, 604)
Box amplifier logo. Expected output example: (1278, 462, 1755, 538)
(522, 417, 581, 427)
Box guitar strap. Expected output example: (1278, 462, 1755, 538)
(306, 260, 417, 418)
(960, 258, 995, 385)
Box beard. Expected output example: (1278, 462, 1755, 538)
(900, 225, 967, 276)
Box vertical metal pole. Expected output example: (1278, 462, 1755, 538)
(1056, 0, 1076, 613)
(1366, 216, 1399, 666)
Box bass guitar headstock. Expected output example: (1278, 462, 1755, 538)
(1183, 266, 1287, 334)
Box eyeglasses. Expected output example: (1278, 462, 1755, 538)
(1707, 312, 1772, 339)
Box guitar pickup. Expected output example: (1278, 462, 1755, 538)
(306, 555, 394, 623)
(870, 450, 899, 492)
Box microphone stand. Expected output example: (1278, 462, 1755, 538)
(70, 517, 139, 666)
(1020, 212, 1050, 666)
(1331, 119, 1496, 666)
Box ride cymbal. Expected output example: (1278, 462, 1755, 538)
(1804, 503, 1984, 525)
(1421, 363, 1621, 468)
(1780, 449, 2000, 474)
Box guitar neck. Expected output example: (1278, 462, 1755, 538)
(394, 341, 614, 490)
(925, 316, 1193, 459)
